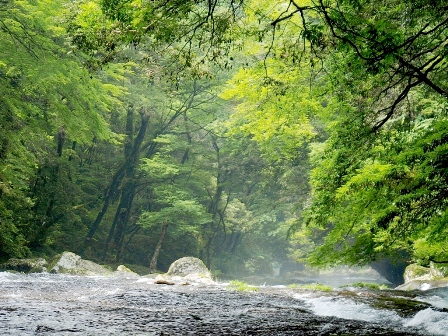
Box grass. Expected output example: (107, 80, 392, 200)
(341, 282, 389, 290)
(227, 280, 259, 292)
(287, 283, 333, 291)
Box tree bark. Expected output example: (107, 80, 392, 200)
(149, 221, 169, 273)
(84, 107, 148, 249)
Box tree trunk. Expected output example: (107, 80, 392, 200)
(149, 221, 169, 273)
(84, 163, 126, 242)
(113, 184, 136, 262)
(84, 107, 149, 254)
(101, 182, 136, 261)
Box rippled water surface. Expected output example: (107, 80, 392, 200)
(1, 272, 447, 335)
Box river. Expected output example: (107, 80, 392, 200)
(1, 271, 447, 335)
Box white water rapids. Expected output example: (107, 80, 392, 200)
(293, 290, 448, 336)
(1, 271, 448, 335)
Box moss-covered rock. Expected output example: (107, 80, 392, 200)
(430, 261, 448, 278)
(403, 264, 431, 283)
(166, 257, 211, 278)
(0, 257, 48, 273)
(50, 251, 112, 276)
(115, 265, 140, 278)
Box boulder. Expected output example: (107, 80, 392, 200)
(0, 257, 48, 273)
(50, 252, 112, 276)
(395, 279, 448, 291)
(116, 265, 133, 273)
(403, 264, 431, 283)
(370, 257, 408, 286)
(430, 261, 448, 278)
(166, 257, 212, 278)
(153, 257, 215, 285)
(114, 265, 140, 278)
(396, 263, 448, 290)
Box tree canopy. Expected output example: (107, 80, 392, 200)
(1, 0, 447, 279)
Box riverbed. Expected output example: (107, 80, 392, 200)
(0, 272, 447, 335)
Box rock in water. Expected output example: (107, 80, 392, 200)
(430, 261, 448, 278)
(115, 265, 140, 278)
(50, 252, 112, 276)
(395, 262, 448, 290)
(166, 257, 211, 278)
(154, 279, 175, 285)
(403, 264, 431, 283)
(0, 258, 48, 273)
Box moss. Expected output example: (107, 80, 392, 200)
(288, 283, 333, 292)
(227, 280, 258, 292)
(405, 264, 430, 280)
(371, 296, 431, 318)
(47, 253, 62, 271)
(341, 282, 389, 290)
(430, 262, 448, 278)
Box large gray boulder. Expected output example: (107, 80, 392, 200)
(154, 257, 215, 285)
(430, 261, 448, 278)
(50, 252, 112, 276)
(396, 262, 448, 290)
(403, 264, 431, 283)
(166, 257, 211, 278)
(0, 257, 48, 273)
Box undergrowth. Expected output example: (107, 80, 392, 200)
(287, 283, 333, 291)
(227, 280, 258, 292)
(342, 282, 389, 290)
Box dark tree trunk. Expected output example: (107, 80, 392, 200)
(101, 183, 136, 261)
(83, 163, 126, 243)
(113, 184, 136, 262)
(149, 221, 169, 273)
(102, 111, 150, 260)
(84, 107, 149, 248)
(57, 126, 65, 157)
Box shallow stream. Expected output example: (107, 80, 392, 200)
(1, 272, 447, 335)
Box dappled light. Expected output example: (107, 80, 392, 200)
(1, 0, 448, 334)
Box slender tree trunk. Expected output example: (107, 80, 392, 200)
(114, 184, 136, 262)
(101, 183, 136, 261)
(84, 164, 126, 241)
(200, 135, 227, 269)
(84, 108, 149, 254)
(149, 221, 169, 273)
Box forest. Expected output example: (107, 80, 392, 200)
(0, 0, 447, 279)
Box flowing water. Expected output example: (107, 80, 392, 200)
(1, 271, 447, 335)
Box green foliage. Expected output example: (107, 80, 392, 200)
(287, 283, 333, 292)
(341, 282, 389, 290)
(3, 0, 448, 281)
(227, 280, 258, 292)
(221, 59, 320, 162)
(302, 97, 448, 266)
(0, 0, 125, 259)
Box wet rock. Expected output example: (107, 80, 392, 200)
(115, 265, 140, 278)
(403, 264, 431, 283)
(0, 257, 48, 273)
(157, 257, 216, 285)
(0, 273, 427, 336)
(395, 279, 448, 291)
(50, 252, 112, 276)
(430, 261, 448, 278)
(166, 257, 211, 278)
(397, 263, 448, 290)
(154, 279, 175, 285)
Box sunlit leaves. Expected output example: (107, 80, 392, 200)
(304, 93, 448, 266)
(222, 59, 320, 161)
